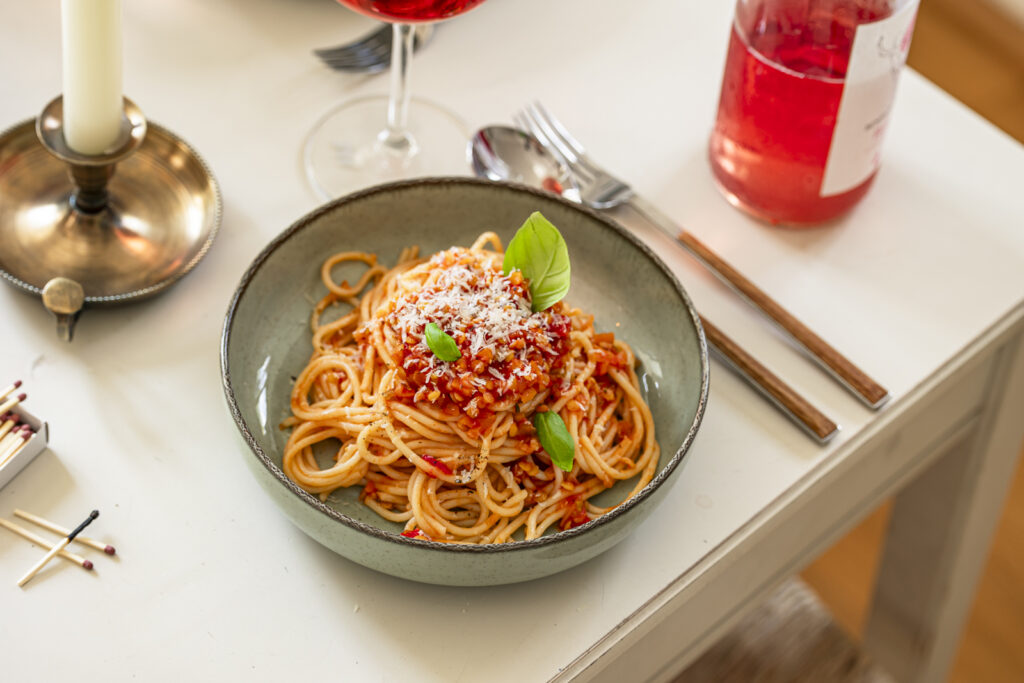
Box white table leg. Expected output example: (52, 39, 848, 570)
(864, 331, 1024, 683)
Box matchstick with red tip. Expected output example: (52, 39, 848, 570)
(0, 518, 93, 570)
(0, 380, 22, 403)
(0, 425, 31, 465)
(18, 510, 99, 587)
(15, 509, 116, 555)
(0, 413, 17, 441)
(0, 392, 26, 416)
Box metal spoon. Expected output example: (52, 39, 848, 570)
(469, 125, 839, 444)
(469, 126, 580, 203)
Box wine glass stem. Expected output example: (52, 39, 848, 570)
(379, 23, 416, 156)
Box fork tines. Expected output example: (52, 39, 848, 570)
(315, 24, 392, 72)
(515, 102, 634, 209)
(514, 102, 589, 174)
(315, 24, 434, 73)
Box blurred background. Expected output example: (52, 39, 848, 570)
(802, 2, 1024, 681)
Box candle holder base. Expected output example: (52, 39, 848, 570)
(0, 96, 221, 340)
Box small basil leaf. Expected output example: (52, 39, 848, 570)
(502, 212, 571, 312)
(532, 410, 575, 472)
(424, 322, 461, 362)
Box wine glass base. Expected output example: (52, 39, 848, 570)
(304, 94, 471, 200)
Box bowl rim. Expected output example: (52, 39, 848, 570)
(220, 177, 709, 555)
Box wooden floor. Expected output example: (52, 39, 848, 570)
(801, 3, 1024, 681)
(902, 0, 1024, 142)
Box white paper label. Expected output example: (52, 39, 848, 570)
(820, 1, 918, 197)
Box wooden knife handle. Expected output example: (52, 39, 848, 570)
(628, 197, 889, 410)
(702, 317, 840, 444)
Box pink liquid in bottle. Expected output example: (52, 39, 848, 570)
(709, 0, 917, 226)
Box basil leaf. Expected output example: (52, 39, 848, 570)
(502, 212, 571, 312)
(532, 410, 575, 472)
(424, 322, 461, 362)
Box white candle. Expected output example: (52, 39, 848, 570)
(61, 0, 124, 155)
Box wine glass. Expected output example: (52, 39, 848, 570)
(304, 0, 487, 199)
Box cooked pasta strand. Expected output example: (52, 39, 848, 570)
(282, 236, 659, 543)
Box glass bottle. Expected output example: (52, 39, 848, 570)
(709, 0, 919, 226)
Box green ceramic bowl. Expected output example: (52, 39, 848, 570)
(221, 178, 708, 586)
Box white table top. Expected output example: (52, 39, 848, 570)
(2, 1, 1023, 681)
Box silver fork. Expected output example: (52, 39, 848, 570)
(515, 102, 848, 443)
(314, 24, 434, 73)
(516, 102, 888, 409)
(514, 103, 634, 210)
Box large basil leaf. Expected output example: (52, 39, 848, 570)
(502, 212, 571, 312)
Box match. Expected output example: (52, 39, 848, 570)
(14, 508, 116, 555)
(0, 392, 26, 417)
(0, 426, 31, 466)
(18, 510, 99, 587)
(0, 412, 18, 441)
(0, 422, 29, 442)
(0, 380, 22, 403)
(0, 518, 93, 570)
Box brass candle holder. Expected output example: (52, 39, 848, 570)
(0, 96, 221, 341)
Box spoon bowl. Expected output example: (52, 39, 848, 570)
(469, 126, 580, 202)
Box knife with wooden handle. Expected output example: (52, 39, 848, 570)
(628, 196, 890, 410)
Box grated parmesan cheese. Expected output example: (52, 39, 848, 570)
(355, 246, 572, 418)
(383, 248, 562, 380)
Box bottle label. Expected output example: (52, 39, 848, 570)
(820, 1, 919, 197)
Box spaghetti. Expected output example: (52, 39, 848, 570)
(281, 232, 659, 543)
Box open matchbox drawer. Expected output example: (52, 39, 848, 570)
(0, 407, 49, 490)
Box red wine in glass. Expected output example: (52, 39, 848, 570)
(306, 0, 488, 198)
(338, 0, 486, 23)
